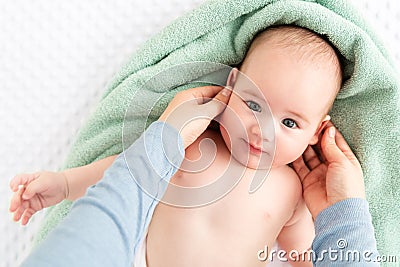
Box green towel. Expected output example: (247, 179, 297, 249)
(35, 0, 400, 259)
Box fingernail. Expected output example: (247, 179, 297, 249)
(329, 127, 335, 138)
(221, 86, 232, 96)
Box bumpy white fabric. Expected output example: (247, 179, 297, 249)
(0, 1, 398, 266)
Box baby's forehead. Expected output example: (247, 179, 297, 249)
(248, 26, 334, 59)
(239, 49, 340, 110)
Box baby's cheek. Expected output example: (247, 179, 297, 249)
(274, 139, 308, 166)
(219, 125, 232, 151)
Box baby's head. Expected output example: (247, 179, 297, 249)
(219, 25, 342, 169)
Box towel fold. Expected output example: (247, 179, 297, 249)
(35, 0, 400, 259)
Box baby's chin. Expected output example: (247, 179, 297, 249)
(230, 151, 272, 170)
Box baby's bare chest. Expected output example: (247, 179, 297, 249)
(146, 131, 300, 267)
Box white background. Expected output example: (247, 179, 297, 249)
(0, 1, 399, 266)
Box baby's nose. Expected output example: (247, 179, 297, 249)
(249, 120, 274, 143)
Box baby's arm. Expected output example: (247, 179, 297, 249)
(9, 155, 117, 225)
(63, 155, 117, 200)
(277, 193, 315, 266)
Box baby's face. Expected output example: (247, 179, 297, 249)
(219, 46, 338, 170)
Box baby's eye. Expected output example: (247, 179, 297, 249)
(245, 101, 262, 112)
(282, 118, 298, 129)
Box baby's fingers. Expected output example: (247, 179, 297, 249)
(22, 178, 45, 200)
(12, 203, 27, 222)
(9, 187, 24, 212)
(21, 208, 36, 226)
(9, 173, 39, 192)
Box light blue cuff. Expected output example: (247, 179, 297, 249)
(312, 198, 379, 266)
(314, 198, 372, 233)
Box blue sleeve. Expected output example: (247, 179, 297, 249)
(312, 198, 380, 266)
(21, 121, 185, 267)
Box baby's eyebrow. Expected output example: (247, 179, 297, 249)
(239, 88, 266, 102)
(287, 110, 310, 125)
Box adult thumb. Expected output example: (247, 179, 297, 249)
(321, 127, 346, 164)
(203, 86, 232, 118)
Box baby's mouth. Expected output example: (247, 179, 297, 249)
(248, 142, 265, 155)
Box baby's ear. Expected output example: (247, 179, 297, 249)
(309, 115, 331, 145)
(226, 67, 239, 87)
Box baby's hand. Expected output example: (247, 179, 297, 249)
(9, 171, 69, 225)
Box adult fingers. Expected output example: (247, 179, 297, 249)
(197, 85, 226, 102)
(292, 156, 310, 182)
(316, 121, 337, 163)
(184, 85, 224, 104)
(302, 146, 321, 169)
(329, 125, 359, 164)
(315, 128, 328, 163)
(202, 86, 232, 118)
(321, 127, 347, 164)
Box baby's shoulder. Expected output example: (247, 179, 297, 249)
(254, 165, 304, 222)
(271, 164, 300, 180)
(268, 165, 302, 195)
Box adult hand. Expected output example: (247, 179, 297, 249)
(158, 85, 232, 148)
(292, 121, 365, 220)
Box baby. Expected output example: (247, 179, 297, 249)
(10, 25, 342, 267)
